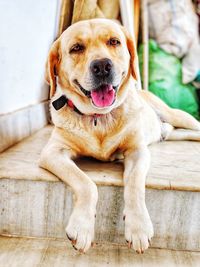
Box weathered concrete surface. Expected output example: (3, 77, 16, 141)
(0, 179, 200, 251)
(0, 236, 200, 267)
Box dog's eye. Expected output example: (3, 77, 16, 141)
(107, 38, 121, 46)
(69, 43, 85, 53)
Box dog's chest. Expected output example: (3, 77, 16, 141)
(53, 107, 133, 160)
(73, 127, 124, 161)
(61, 116, 129, 160)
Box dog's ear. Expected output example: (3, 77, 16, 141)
(121, 27, 138, 81)
(45, 38, 61, 98)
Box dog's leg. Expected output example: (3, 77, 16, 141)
(141, 90, 200, 130)
(160, 122, 200, 141)
(123, 145, 153, 253)
(39, 142, 98, 253)
(165, 129, 200, 141)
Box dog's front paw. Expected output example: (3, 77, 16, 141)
(66, 207, 96, 253)
(124, 207, 154, 254)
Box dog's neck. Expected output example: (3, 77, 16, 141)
(52, 94, 104, 126)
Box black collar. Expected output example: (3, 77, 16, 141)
(52, 95, 83, 115)
(52, 95, 102, 126)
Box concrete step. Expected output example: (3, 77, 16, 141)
(0, 126, 200, 251)
(0, 236, 200, 267)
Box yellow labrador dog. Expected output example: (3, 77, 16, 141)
(39, 19, 200, 253)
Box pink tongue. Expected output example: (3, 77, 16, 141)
(91, 85, 115, 107)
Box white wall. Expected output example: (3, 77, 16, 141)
(0, 0, 60, 114)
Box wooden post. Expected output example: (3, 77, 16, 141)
(134, 0, 140, 46)
(58, 0, 73, 37)
(119, 0, 142, 90)
(141, 0, 149, 90)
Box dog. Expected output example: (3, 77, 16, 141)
(39, 18, 200, 253)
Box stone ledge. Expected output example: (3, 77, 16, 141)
(1, 179, 200, 250)
(0, 125, 200, 191)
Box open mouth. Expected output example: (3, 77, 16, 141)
(74, 80, 91, 98)
(74, 79, 118, 108)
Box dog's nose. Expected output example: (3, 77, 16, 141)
(90, 58, 113, 78)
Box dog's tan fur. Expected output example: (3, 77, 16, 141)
(39, 19, 200, 253)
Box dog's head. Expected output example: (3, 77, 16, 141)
(46, 19, 138, 114)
